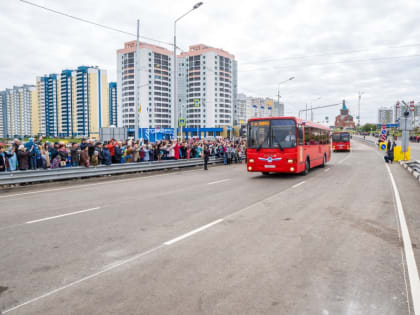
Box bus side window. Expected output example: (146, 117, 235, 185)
(298, 125, 304, 145)
(304, 126, 311, 145)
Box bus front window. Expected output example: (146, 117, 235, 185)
(271, 119, 297, 149)
(248, 121, 270, 148)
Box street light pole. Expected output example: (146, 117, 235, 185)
(358, 91, 364, 128)
(276, 76, 295, 116)
(173, 2, 203, 141)
(134, 19, 140, 141)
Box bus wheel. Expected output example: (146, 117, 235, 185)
(262, 172, 270, 175)
(301, 160, 310, 176)
(320, 154, 326, 168)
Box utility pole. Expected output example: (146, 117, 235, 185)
(134, 19, 140, 141)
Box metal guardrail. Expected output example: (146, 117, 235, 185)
(405, 161, 420, 173)
(353, 135, 376, 146)
(0, 157, 224, 185)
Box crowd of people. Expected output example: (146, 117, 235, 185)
(0, 137, 247, 172)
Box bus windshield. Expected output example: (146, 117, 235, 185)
(248, 119, 297, 149)
(332, 132, 350, 143)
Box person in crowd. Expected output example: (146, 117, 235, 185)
(0, 144, 6, 172)
(102, 145, 112, 166)
(5, 144, 18, 171)
(80, 146, 90, 167)
(114, 142, 122, 163)
(70, 143, 80, 167)
(17, 145, 31, 170)
(24, 138, 37, 170)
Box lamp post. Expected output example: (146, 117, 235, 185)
(173, 2, 203, 140)
(358, 91, 364, 128)
(304, 96, 321, 120)
(276, 76, 295, 116)
(134, 19, 140, 141)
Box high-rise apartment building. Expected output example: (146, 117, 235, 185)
(235, 93, 247, 125)
(0, 85, 36, 137)
(117, 41, 174, 130)
(60, 69, 76, 137)
(109, 82, 117, 126)
(0, 91, 5, 138)
(36, 74, 60, 137)
(244, 96, 280, 121)
(177, 44, 237, 128)
(73, 66, 109, 138)
(378, 107, 393, 124)
(36, 67, 109, 138)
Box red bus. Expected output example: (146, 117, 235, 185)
(246, 117, 331, 175)
(332, 131, 350, 152)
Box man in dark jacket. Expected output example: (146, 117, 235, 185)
(203, 145, 210, 170)
(102, 146, 112, 165)
(114, 143, 122, 163)
(384, 139, 396, 164)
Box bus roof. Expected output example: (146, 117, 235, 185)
(332, 131, 350, 134)
(247, 116, 330, 130)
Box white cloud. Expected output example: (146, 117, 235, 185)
(0, 0, 419, 124)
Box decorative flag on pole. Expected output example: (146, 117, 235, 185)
(138, 104, 141, 113)
(194, 99, 200, 107)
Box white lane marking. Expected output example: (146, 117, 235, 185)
(2, 244, 165, 314)
(337, 152, 352, 164)
(385, 163, 420, 313)
(291, 181, 305, 189)
(25, 207, 101, 224)
(164, 219, 224, 245)
(324, 168, 330, 172)
(0, 171, 185, 199)
(2, 180, 301, 313)
(208, 179, 231, 185)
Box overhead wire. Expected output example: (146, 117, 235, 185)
(19, 0, 174, 47)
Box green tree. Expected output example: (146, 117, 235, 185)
(361, 123, 377, 132)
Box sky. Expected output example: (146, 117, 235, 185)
(1, 0, 420, 124)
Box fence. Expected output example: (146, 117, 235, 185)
(0, 157, 223, 186)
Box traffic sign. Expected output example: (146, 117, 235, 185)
(178, 117, 186, 127)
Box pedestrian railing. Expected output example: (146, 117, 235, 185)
(0, 157, 224, 186)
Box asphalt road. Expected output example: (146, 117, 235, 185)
(0, 140, 419, 314)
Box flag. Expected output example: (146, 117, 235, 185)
(138, 105, 141, 113)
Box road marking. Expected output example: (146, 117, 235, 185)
(324, 168, 330, 172)
(25, 207, 101, 224)
(2, 180, 299, 313)
(385, 163, 420, 313)
(208, 179, 231, 185)
(291, 181, 305, 188)
(164, 219, 224, 245)
(337, 152, 352, 164)
(2, 243, 166, 314)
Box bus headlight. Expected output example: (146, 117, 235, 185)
(248, 166, 252, 171)
(290, 167, 295, 172)
(288, 159, 296, 163)
(249, 159, 254, 163)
